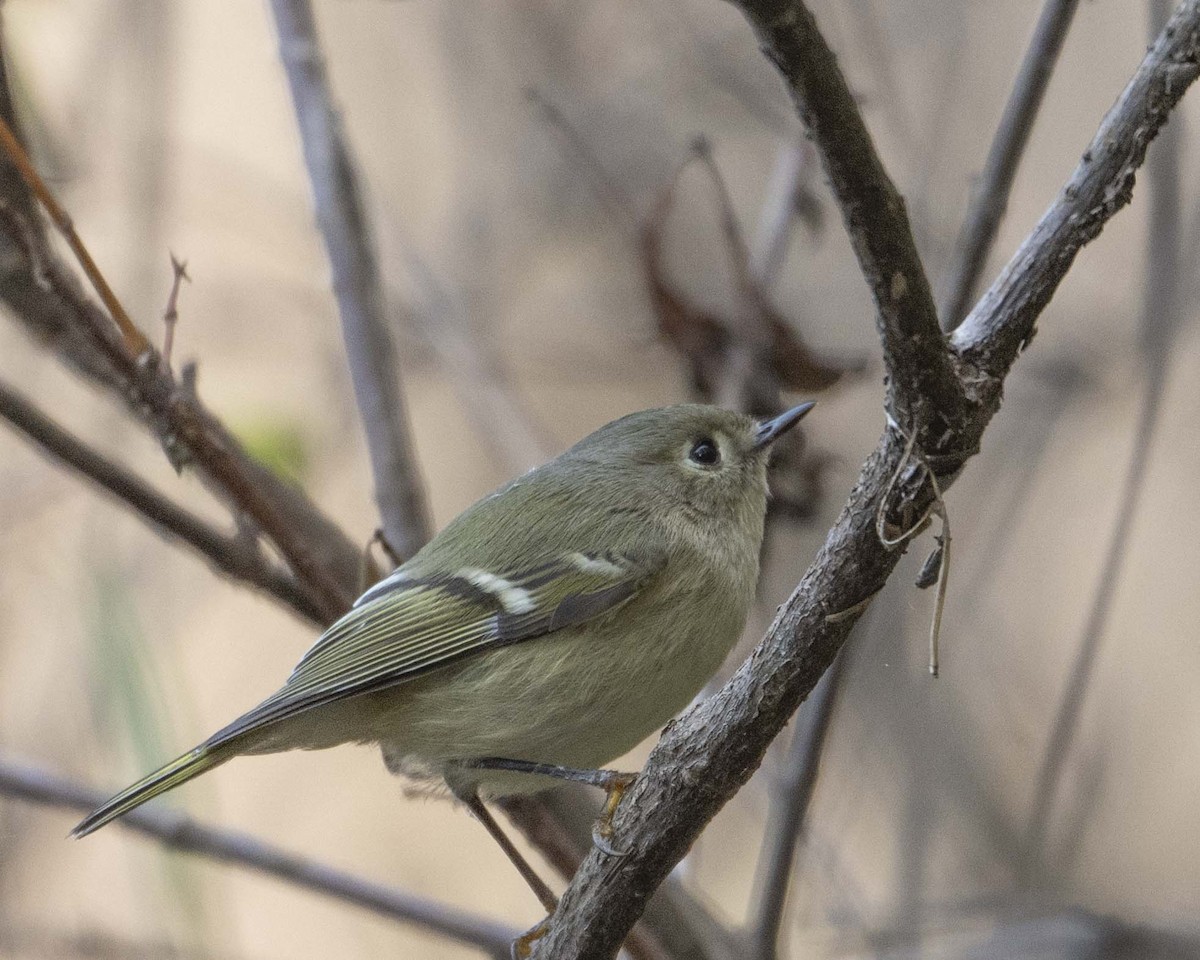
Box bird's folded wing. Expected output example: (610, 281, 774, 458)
(207, 549, 665, 743)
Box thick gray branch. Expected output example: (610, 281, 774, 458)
(535, 3, 1200, 956)
(939, 0, 1082, 330)
(270, 0, 432, 560)
(734, 0, 969, 433)
(950, 0, 1200, 381)
(0, 756, 516, 957)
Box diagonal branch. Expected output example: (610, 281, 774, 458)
(734, 0, 969, 435)
(0, 378, 323, 625)
(1020, 0, 1185, 880)
(939, 0, 1082, 330)
(534, 3, 1200, 956)
(270, 0, 432, 562)
(950, 1, 1199, 379)
(746, 643, 848, 960)
(0, 756, 516, 958)
(0, 118, 150, 358)
(0, 113, 358, 621)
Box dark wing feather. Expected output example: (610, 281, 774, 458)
(206, 549, 664, 746)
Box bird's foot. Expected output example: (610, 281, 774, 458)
(591, 771, 636, 857)
(457, 758, 638, 856)
(512, 915, 550, 959)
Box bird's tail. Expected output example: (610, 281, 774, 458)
(71, 743, 232, 838)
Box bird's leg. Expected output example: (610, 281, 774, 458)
(460, 757, 637, 856)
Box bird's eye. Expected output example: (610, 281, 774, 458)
(688, 438, 721, 466)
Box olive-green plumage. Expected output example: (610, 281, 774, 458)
(73, 402, 813, 837)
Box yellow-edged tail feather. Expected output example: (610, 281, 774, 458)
(71, 744, 229, 838)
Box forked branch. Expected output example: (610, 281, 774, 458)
(534, 2, 1200, 955)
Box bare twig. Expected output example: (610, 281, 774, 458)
(525, 89, 640, 230)
(270, 0, 431, 562)
(939, 0, 1082, 329)
(0, 114, 151, 358)
(392, 240, 553, 476)
(734, 0, 968, 435)
(1021, 0, 1184, 881)
(0, 756, 517, 958)
(160, 253, 189, 370)
(748, 139, 816, 291)
(746, 644, 848, 960)
(533, 5, 1200, 955)
(0, 378, 323, 624)
(0, 92, 358, 620)
(843, 0, 921, 164)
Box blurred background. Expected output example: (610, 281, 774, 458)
(0, 0, 1197, 958)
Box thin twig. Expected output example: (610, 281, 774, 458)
(391, 239, 553, 476)
(525, 88, 640, 229)
(0, 756, 517, 957)
(939, 0, 1082, 330)
(534, 5, 1200, 955)
(874, 416, 954, 676)
(748, 139, 814, 291)
(270, 0, 432, 561)
(160, 253, 189, 371)
(0, 108, 358, 619)
(0, 114, 151, 358)
(746, 645, 848, 960)
(0, 378, 323, 624)
(1021, 0, 1184, 880)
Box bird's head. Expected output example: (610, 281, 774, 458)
(562, 402, 815, 526)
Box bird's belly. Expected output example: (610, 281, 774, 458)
(366, 583, 747, 795)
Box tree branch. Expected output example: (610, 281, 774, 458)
(533, 3, 1200, 955)
(0, 756, 516, 958)
(1021, 0, 1185, 880)
(949, 0, 1199, 380)
(939, 0, 1082, 330)
(0, 113, 359, 621)
(746, 643, 847, 960)
(0, 378, 323, 624)
(270, 0, 432, 561)
(734, 0, 969, 434)
(0, 116, 151, 358)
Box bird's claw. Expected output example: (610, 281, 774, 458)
(590, 771, 636, 857)
(511, 916, 550, 959)
(592, 821, 631, 857)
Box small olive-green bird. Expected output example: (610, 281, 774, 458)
(73, 402, 813, 838)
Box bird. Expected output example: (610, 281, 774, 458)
(72, 402, 813, 925)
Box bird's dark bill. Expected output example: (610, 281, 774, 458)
(752, 402, 815, 450)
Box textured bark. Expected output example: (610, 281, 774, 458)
(534, 2, 1200, 956)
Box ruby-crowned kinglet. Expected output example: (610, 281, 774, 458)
(73, 402, 813, 837)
